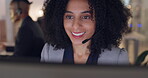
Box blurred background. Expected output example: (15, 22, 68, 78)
(0, 0, 147, 64)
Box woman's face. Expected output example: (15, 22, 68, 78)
(64, 0, 96, 45)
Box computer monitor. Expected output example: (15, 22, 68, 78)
(0, 60, 147, 78)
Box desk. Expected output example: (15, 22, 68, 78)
(0, 50, 14, 56)
(0, 42, 14, 56)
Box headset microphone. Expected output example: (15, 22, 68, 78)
(82, 38, 91, 44)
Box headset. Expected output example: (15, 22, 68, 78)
(16, 1, 22, 15)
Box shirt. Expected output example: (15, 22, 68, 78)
(62, 45, 99, 64)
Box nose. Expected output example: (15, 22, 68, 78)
(72, 18, 82, 30)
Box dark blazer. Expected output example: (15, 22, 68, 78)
(13, 16, 45, 58)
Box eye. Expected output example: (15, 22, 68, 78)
(81, 16, 91, 19)
(65, 15, 74, 19)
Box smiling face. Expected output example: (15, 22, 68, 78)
(64, 0, 96, 45)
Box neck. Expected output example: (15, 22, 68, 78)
(21, 13, 28, 19)
(72, 41, 91, 56)
(14, 18, 23, 26)
(15, 13, 28, 24)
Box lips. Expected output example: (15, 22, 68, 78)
(72, 32, 85, 38)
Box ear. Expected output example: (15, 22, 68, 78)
(16, 8, 22, 15)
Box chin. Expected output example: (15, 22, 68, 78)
(71, 41, 83, 45)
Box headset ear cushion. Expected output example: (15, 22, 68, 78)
(16, 8, 22, 15)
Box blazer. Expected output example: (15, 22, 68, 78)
(13, 16, 45, 58)
(41, 43, 129, 65)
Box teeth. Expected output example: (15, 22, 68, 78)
(72, 32, 85, 36)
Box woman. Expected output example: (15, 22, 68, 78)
(41, 0, 131, 65)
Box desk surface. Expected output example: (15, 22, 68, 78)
(0, 42, 14, 56)
(0, 50, 14, 56)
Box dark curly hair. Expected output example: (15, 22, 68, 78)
(43, 0, 131, 55)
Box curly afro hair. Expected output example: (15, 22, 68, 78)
(43, 0, 131, 55)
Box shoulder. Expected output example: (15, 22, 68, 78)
(98, 47, 129, 65)
(41, 43, 64, 63)
(21, 16, 34, 28)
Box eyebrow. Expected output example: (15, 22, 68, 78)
(81, 11, 93, 14)
(65, 11, 93, 14)
(65, 11, 73, 13)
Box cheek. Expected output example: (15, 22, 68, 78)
(10, 11, 15, 18)
(64, 21, 72, 34)
(84, 22, 96, 33)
